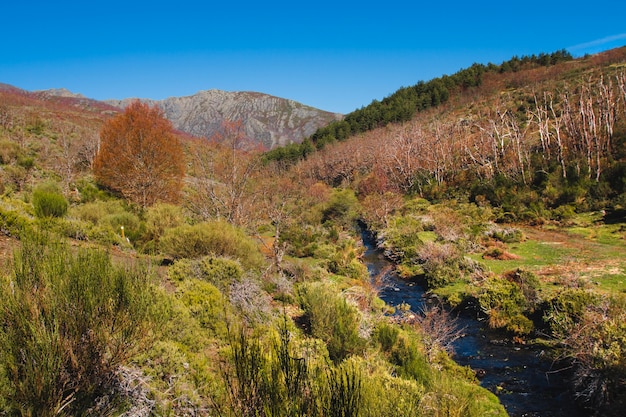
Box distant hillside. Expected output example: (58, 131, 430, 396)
(106, 90, 342, 149)
(291, 46, 626, 218)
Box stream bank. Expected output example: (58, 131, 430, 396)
(361, 229, 588, 417)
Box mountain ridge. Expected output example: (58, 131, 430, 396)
(1, 84, 342, 149)
(105, 89, 342, 149)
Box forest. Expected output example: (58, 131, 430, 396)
(0, 47, 625, 417)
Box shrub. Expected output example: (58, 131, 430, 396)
(160, 221, 264, 269)
(229, 279, 273, 325)
(175, 279, 227, 336)
(32, 182, 68, 218)
(321, 188, 360, 227)
(0, 232, 157, 416)
(477, 277, 534, 335)
(298, 282, 365, 363)
(0, 204, 32, 237)
(71, 199, 127, 225)
(418, 241, 462, 288)
(489, 227, 525, 243)
(101, 210, 142, 241)
(168, 256, 244, 290)
(374, 322, 400, 352)
(549, 296, 626, 413)
(543, 289, 600, 336)
(144, 203, 185, 243)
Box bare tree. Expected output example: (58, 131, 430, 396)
(186, 120, 261, 226)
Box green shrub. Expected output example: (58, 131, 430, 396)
(0, 232, 157, 416)
(144, 203, 185, 242)
(168, 256, 244, 291)
(175, 279, 226, 336)
(298, 282, 365, 363)
(160, 221, 264, 269)
(32, 182, 68, 218)
(543, 289, 600, 336)
(389, 332, 432, 384)
(101, 210, 143, 241)
(0, 204, 32, 237)
(382, 215, 425, 261)
(321, 188, 360, 227)
(490, 227, 525, 243)
(374, 322, 400, 352)
(200, 256, 244, 287)
(477, 277, 533, 335)
(71, 199, 126, 225)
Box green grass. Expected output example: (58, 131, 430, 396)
(594, 273, 626, 293)
(470, 239, 577, 275)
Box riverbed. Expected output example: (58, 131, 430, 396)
(361, 230, 589, 417)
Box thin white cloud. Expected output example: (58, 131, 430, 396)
(568, 33, 626, 52)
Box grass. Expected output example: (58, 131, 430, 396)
(470, 239, 578, 276)
(465, 218, 626, 296)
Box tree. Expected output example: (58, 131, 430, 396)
(93, 101, 185, 207)
(186, 120, 261, 226)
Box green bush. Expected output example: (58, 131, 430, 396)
(101, 210, 143, 241)
(175, 278, 226, 337)
(298, 282, 365, 363)
(71, 199, 126, 225)
(477, 277, 534, 335)
(144, 203, 185, 242)
(32, 182, 68, 218)
(160, 221, 265, 269)
(543, 289, 600, 336)
(490, 227, 525, 243)
(168, 255, 243, 284)
(0, 204, 32, 237)
(374, 322, 400, 352)
(0, 232, 157, 416)
(321, 188, 360, 227)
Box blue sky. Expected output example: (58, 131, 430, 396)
(1, 1, 625, 114)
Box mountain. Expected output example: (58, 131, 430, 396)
(106, 90, 343, 149)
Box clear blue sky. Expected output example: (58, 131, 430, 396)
(1, 1, 625, 114)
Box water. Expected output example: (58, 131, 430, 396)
(361, 230, 588, 417)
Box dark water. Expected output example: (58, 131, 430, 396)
(361, 230, 588, 417)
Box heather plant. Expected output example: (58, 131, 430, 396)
(555, 297, 626, 414)
(168, 256, 244, 292)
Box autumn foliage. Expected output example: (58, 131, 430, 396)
(93, 101, 185, 207)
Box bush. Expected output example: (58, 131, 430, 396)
(298, 282, 365, 363)
(32, 182, 68, 218)
(160, 221, 265, 269)
(477, 277, 534, 335)
(168, 256, 244, 289)
(175, 278, 227, 336)
(321, 188, 360, 227)
(489, 227, 525, 243)
(0, 232, 157, 416)
(0, 204, 32, 237)
(144, 203, 185, 243)
(418, 242, 462, 288)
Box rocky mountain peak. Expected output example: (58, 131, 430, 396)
(107, 89, 342, 149)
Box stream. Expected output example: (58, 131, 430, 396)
(360, 229, 588, 417)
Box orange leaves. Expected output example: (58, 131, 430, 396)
(93, 101, 185, 207)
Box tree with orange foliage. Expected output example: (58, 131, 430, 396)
(93, 101, 185, 207)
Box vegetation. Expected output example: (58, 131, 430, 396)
(0, 232, 157, 416)
(1, 47, 626, 416)
(93, 100, 185, 208)
(264, 50, 573, 164)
